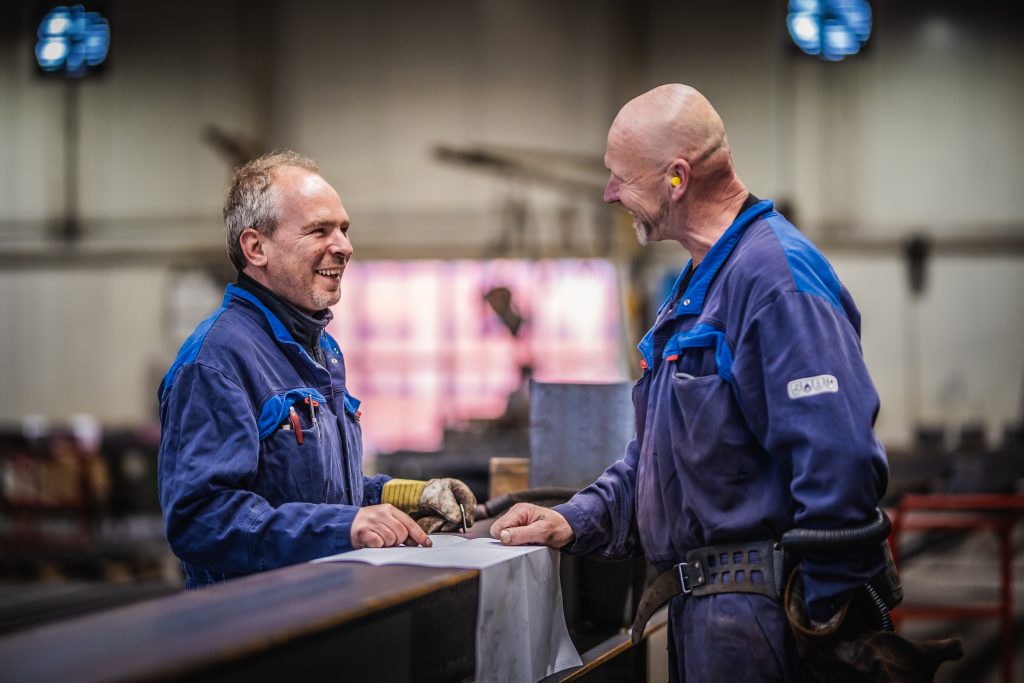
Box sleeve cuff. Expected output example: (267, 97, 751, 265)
(552, 500, 591, 554)
(362, 474, 391, 506)
(334, 507, 358, 553)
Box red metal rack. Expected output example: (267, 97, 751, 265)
(889, 494, 1024, 683)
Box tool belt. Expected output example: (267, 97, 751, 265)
(630, 539, 787, 645)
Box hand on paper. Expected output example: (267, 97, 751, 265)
(351, 504, 433, 549)
(490, 503, 574, 549)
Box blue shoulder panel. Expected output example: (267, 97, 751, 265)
(158, 292, 230, 400)
(767, 219, 843, 313)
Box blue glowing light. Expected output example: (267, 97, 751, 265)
(35, 5, 109, 77)
(787, 0, 871, 61)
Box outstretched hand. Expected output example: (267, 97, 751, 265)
(489, 503, 575, 548)
(351, 504, 432, 549)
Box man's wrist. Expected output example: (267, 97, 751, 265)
(381, 478, 427, 513)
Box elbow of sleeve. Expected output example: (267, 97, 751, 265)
(164, 511, 200, 564)
(163, 501, 251, 573)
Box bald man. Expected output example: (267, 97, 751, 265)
(492, 85, 893, 681)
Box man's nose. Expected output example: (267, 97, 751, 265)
(329, 229, 353, 260)
(603, 175, 620, 204)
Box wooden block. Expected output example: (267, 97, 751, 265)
(489, 457, 529, 500)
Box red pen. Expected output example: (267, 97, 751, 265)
(288, 406, 303, 445)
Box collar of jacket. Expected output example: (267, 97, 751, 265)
(225, 284, 330, 367)
(235, 272, 332, 359)
(637, 199, 774, 366)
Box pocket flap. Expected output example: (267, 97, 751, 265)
(662, 323, 734, 383)
(258, 387, 328, 440)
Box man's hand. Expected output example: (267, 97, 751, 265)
(351, 504, 432, 549)
(489, 503, 574, 548)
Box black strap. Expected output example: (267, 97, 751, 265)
(687, 540, 782, 598)
(630, 540, 784, 645)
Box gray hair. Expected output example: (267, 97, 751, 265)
(223, 150, 320, 271)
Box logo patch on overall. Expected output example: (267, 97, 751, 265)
(787, 374, 838, 399)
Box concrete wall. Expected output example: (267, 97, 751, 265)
(0, 0, 1021, 446)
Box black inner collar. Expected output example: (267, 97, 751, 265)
(236, 271, 330, 365)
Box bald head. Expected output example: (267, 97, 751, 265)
(603, 84, 748, 257)
(608, 84, 729, 173)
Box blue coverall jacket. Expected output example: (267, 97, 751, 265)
(157, 285, 388, 588)
(554, 200, 889, 682)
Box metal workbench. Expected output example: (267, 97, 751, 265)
(0, 515, 667, 682)
(0, 561, 479, 683)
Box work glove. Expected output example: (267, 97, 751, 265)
(784, 568, 963, 683)
(381, 478, 477, 533)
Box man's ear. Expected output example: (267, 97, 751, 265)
(239, 227, 269, 268)
(669, 159, 691, 198)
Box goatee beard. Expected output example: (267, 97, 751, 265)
(310, 289, 342, 311)
(633, 220, 649, 247)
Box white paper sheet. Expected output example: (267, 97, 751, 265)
(314, 536, 582, 682)
(315, 535, 544, 568)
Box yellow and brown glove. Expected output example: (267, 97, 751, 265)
(381, 478, 477, 533)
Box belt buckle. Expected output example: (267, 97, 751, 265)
(677, 560, 704, 595)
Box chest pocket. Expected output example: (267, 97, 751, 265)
(662, 323, 757, 477)
(257, 388, 329, 440)
(256, 387, 339, 506)
(654, 322, 766, 497)
(662, 323, 734, 383)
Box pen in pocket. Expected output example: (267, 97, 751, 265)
(288, 406, 304, 445)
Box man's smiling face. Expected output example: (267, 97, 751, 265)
(262, 166, 353, 314)
(603, 125, 670, 247)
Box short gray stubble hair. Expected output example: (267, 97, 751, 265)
(223, 150, 320, 271)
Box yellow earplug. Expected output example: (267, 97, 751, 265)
(671, 176, 682, 187)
